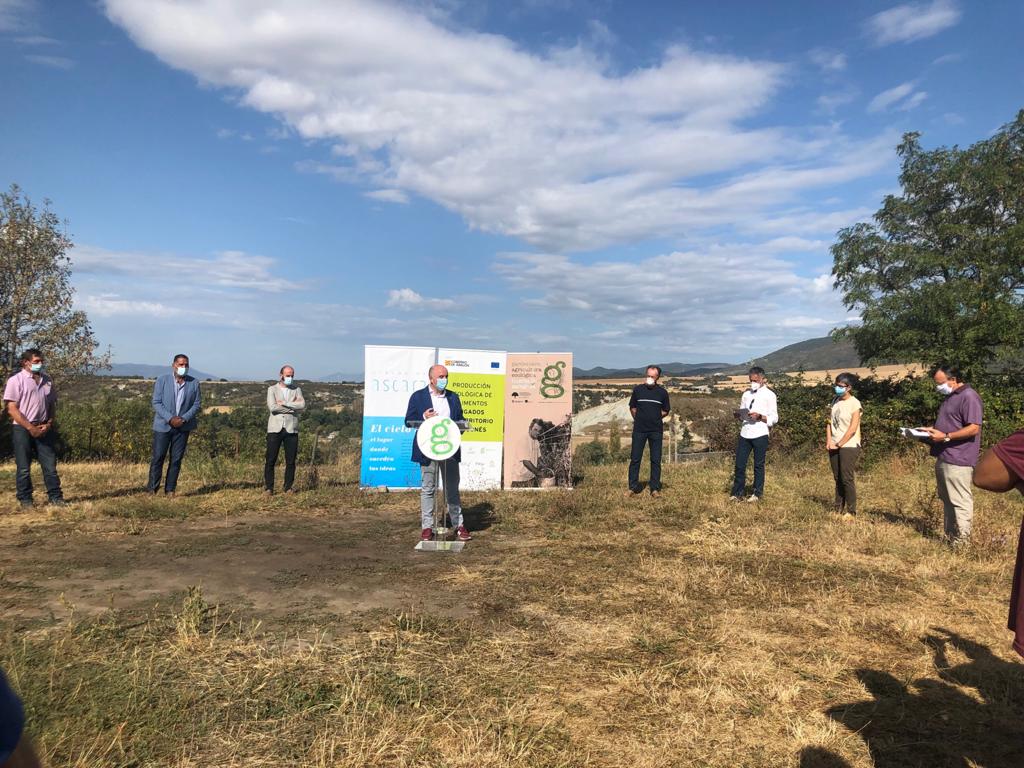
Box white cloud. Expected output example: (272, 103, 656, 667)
(24, 53, 74, 69)
(365, 188, 410, 204)
(867, 0, 961, 46)
(73, 245, 306, 293)
(14, 34, 56, 44)
(102, 0, 890, 252)
(817, 89, 857, 114)
(493, 242, 853, 355)
(80, 294, 181, 318)
(386, 288, 456, 312)
(867, 82, 926, 113)
(0, 0, 31, 32)
(809, 48, 847, 72)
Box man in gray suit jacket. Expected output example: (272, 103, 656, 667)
(147, 353, 201, 496)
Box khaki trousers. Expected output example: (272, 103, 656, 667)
(935, 460, 974, 541)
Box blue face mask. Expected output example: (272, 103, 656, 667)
(436, 377, 448, 391)
(834, 386, 847, 396)
(30, 363, 43, 373)
(283, 376, 294, 386)
(176, 366, 188, 377)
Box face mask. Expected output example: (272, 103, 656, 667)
(29, 363, 43, 373)
(936, 382, 953, 396)
(750, 382, 760, 391)
(283, 376, 294, 386)
(436, 377, 448, 391)
(645, 376, 655, 386)
(834, 386, 847, 396)
(176, 366, 188, 377)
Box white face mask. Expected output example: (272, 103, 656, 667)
(283, 376, 294, 386)
(645, 376, 655, 386)
(750, 381, 760, 391)
(176, 366, 188, 377)
(936, 382, 953, 396)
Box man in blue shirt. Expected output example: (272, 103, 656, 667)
(627, 365, 671, 498)
(147, 354, 201, 496)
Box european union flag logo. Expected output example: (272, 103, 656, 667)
(490, 362, 500, 368)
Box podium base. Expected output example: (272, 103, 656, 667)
(415, 539, 466, 553)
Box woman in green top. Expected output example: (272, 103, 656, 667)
(826, 372, 863, 518)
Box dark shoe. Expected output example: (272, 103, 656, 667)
(147, 487, 158, 495)
(18, 499, 33, 509)
(455, 525, 472, 541)
(48, 498, 68, 508)
(421, 527, 434, 541)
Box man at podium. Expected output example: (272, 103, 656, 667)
(405, 364, 472, 542)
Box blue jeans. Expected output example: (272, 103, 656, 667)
(628, 430, 663, 492)
(11, 424, 63, 503)
(731, 435, 769, 497)
(147, 429, 190, 493)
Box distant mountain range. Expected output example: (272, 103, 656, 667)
(573, 336, 865, 379)
(99, 363, 221, 380)
(103, 336, 866, 383)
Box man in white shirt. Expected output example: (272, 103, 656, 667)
(730, 367, 779, 502)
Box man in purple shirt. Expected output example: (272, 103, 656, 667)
(922, 364, 983, 545)
(2, 349, 65, 508)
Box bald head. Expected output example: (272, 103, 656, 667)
(429, 364, 448, 383)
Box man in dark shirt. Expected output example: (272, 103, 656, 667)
(1, 668, 40, 767)
(626, 365, 671, 498)
(922, 364, 983, 544)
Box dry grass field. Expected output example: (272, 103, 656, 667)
(1, 453, 1022, 767)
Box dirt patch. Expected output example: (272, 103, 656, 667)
(0, 504, 494, 632)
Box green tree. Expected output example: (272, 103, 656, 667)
(0, 184, 107, 377)
(831, 110, 1024, 374)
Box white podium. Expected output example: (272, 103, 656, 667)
(410, 416, 472, 552)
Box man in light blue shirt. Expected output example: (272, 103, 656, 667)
(147, 354, 201, 496)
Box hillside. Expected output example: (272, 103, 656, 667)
(100, 363, 221, 380)
(573, 361, 733, 379)
(738, 335, 862, 373)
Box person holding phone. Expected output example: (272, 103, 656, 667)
(404, 364, 471, 542)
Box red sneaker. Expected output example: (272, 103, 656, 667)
(455, 526, 472, 541)
(420, 528, 434, 541)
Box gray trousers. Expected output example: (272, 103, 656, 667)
(420, 460, 462, 530)
(935, 460, 974, 541)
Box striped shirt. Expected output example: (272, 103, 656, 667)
(629, 384, 670, 432)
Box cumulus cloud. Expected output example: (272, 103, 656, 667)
(867, 82, 926, 113)
(386, 288, 456, 312)
(493, 243, 853, 356)
(867, 0, 961, 46)
(102, 0, 890, 252)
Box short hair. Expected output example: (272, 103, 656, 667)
(646, 365, 662, 376)
(748, 366, 765, 377)
(20, 348, 42, 363)
(934, 363, 963, 381)
(280, 364, 294, 375)
(835, 371, 857, 387)
(173, 354, 189, 364)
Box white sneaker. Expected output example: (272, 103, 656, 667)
(729, 495, 742, 502)
(746, 495, 760, 503)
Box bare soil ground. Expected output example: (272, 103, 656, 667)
(1, 456, 1023, 767)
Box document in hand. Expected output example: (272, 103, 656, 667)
(900, 427, 931, 439)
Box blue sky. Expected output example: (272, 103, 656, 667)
(1, 0, 1021, 379)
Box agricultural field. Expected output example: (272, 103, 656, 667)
(1, 453, 1022, 766)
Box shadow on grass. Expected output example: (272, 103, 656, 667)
(182, 480, 263, 497)
(462, 502, 495, 532)
(825, 629, 1024, 767)
(798, 747, 851, 767)
(866, 506, 942, 540)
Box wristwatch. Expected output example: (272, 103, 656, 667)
(942, 434, 951, 443)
